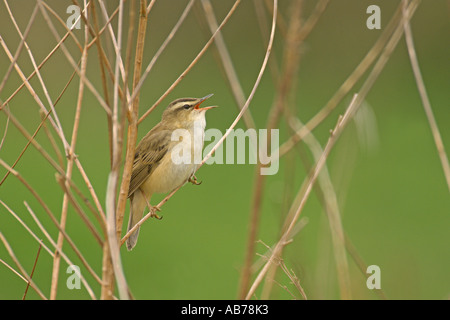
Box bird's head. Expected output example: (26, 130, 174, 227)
(162, 94, 216, 126)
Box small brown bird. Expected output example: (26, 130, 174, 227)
(126, 94, 216, 250)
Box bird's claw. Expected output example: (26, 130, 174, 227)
(150, 206, 163, 220)
(188, 175, 202, 185)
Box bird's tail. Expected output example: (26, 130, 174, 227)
(126, 191, 147, 251)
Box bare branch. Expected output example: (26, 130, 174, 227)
(402, 0, 450, 192)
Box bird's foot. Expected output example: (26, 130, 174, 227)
(149, 206, 163, 220)
(139, 188, 163, 220)
(188, 174, 202, 185)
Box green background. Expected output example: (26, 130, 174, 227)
(0, 0, 449, 299)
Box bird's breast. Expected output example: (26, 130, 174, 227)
(142, 124, 205, 195)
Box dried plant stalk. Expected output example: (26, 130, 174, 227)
(0, 0, 444, 301)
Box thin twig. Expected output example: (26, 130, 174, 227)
(24, 202, 98, 299)
(239, 0, 297, 299)
(402, 0, 450, 192)
(201, 0, 256, 130)
(40, 0, 83, 51)
(0, 232, 47, 300)
(102, 0, 130, 301)
(344, 233, 387, 300)
(246, 3, 420, 296)
(87, 1, 120, 49)
(276, 1, 407, 158)
(115, 0, 149, 242)
(37, 0, 112, 117)
(0, 103, 10, 151)
(137, 0, 242, 124)
(90, 0, 114, 165)
(0, 1, 39, 94)
(7, 1, 68, 152)
(22, 243, 42, 300)
(257, 240, 307, 300)
(0, 160, 103, 286)
(122, 0, 276, 248)
(131, 0, 194, 118)
(50, 2, 90, 298)
(0, 200, 54, 257)
(2, 97, 107, 229)
(1, 28, 76, 108)
(245, 94, 359, 299)
(55, 174, 104, 245)
(0, 36, 61, 142)
(288, 116, 351, 299)
(0, 109, 63, 186)
(0, 258, 27, 282)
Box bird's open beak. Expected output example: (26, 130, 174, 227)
(195, 93, 217, 111)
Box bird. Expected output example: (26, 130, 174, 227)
(126, 94, 216, 250)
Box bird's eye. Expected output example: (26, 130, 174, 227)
(183, 104, 191, 110)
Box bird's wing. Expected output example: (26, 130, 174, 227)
(128, 126, 172, 197)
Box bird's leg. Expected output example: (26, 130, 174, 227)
(142, 191, 163, 220)
(188, 174, 202, 185)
